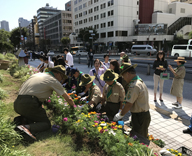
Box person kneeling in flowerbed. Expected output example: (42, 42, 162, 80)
(79, 74, 102, 111)
(113, 63, 151, 138)
(100, 69, 125, 120)
(14, 65, 75, 140)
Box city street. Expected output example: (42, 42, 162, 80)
(29, 58, 192, 150)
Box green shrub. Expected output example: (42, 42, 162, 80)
(5, 53, 16, 61)
(0, 53, 5, 60)
(0, 87, 6, 99)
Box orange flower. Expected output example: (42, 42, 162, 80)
(128, 143, 133, 146)
(112, 122, 116, 126)
(91, 111, 96, 114)
(75, 98, 79, 100)
(75, 94, 77, 97)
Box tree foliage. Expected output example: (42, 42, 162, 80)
(10, 27, 28, 48)
(77, 27, 99, 46)
(0, 29, 14, 52)
(61, 37, 70, 46)
(188, 31, 192, 39)
(39, 39, 51, 52)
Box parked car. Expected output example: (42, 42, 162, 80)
(47, 51, 55, 56)
(131, 45, 157, 56)
(171, 44, 192, 57)
(71, 46, 88, 56)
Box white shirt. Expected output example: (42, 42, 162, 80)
(44, 61, 54, 68)
(103, 61, 110, 69)
(66, 52, 74, 66)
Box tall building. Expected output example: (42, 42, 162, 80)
(18, 18, 30, 27)
(0, 20, 9, 32)
(43, 10, 73, 51)
(37, 3, 60, 39)
(65, 1, 72, 11)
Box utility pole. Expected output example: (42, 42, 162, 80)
(32, 19, 35, 51)
(19, 22, 23, 49)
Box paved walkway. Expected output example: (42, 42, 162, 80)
(29, 60, 192, 150)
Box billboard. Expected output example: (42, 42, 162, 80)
(135, 24, 167, 35)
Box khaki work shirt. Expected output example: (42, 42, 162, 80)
(19, 73, 65, 102)
(103, 81, 125, 103)
(125, 76, 149, 113)
(89, 84, 102, 105)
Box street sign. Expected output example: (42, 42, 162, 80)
(21, 35, 23, 38)
(20, 42, 22, 45)
(21, 37, 24, 40)
(24, 37, 27, 41)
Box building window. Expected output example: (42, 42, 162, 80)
(101, 13, 106, 19)
(181, 8, 185, 13)
(75, 29, 78, 33)
(100, 3, 106, 9)
(94, 6, 99, 12)
(116, 31, 128, 37)
(108, 10, 114, 16)
(83, 11, 87, 16)
(108, 21, 113, 27)
(79, 0, 82, 2)
(75, 14, 78, 19)
(94, 0, 99, 3)
(75, 7, 78, 12)
(101, 32, 106, 38)
(79, 5, 82, 10)
(137, 1, 139, 5)
(108, 31, 114, 37)
(74, 0, 77, 5)
(101, 23, 106, 28)
(89, 17, 93, 22)
(89, 8, 93, 14)
(108, 0, 114, 7)
(94, 15, 99, 20)
(75, 22, 78, 26)
(169, 8, 172, 13)
(88, 0, 93, 6)
(79, 20, 83, 25)
(84, 19, 87, 23)
(83, 3, 87, 8)
(79, 13, 82, 17)
(97, 24, 99, 29)
(137, 11, 138, 15)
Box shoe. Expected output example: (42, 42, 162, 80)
(159, 99, 163, 102)
(172, 102, 179, 106)
(16, 125, 36, 140)
(174, 104, 182, 109)
(154, 100, 157, 102)
(183, 128, 192, 134)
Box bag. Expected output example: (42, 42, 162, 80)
(160, 71, 170, 80)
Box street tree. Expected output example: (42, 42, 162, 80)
(0, 29, 14, 53)
(61, 37, 70, 47)
(10, 27, 28, 49)
(188, 31, 192, 39)
(77, 28, 99, 48)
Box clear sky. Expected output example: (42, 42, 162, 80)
(0, 0, 69, 31)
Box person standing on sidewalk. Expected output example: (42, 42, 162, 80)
(88, 48, 94, 68)
(113, 63, 151, 138)
(153, 51, 168, 102)
(14, 65, 75, 140)
(64, 48, 74, 67)
(169, 57, 186, 109)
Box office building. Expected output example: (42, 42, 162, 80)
(18, 18, 30, 27)
(72, 0, 192, 51)
(43, 10, 73, 50)
(37, 3, 60, 39)
(65, 1, 72, 11)
(0, 20, 9, 32)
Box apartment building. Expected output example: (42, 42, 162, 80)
(43, 10, 73, 50)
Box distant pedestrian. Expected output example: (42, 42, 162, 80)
(169, 57, 186, 109)
(153, 51, 168, 102)
(88, 48, 94, 68)
(103, 55, 110, 68)
(64, 48, 74, 67)
(24, 49, 28, 64)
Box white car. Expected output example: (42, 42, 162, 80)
(76, 50, 88, 56)
(47, 51, 55, 56)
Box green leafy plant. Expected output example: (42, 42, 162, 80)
(0, 87, 6, 99)
(0, 74, 3, 83)
(0, 53, 5, 60)
(5, 53, 16, 61)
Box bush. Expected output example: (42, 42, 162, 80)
(0, 87, 6, 99)
(5, 53, 16, 61)
(0, 53, 5, 60)
(0, 74, 3, 83)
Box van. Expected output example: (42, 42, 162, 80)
(131, 45, 157, 56)
(171, 45, 192, 57)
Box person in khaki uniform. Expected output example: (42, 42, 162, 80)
(113, 63, 151, 138)
(79, 74, 102, 107)
(169, 57, 186, 109)
(100, 69, 125, 120)
(14, 65, 75, 140)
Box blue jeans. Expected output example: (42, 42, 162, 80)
(189, 114, 192, 131)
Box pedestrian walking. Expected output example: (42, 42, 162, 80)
(169, 57, 186, 109)
(153, 51, 168, 102)
(88, 48, 94, 68)
(64, 48, 74, 67)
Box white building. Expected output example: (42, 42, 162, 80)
(0, 20, 9, 32)
(72, 0, 192, 51)
(18, 18, 30, 28)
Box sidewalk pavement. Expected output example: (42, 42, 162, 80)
(29, 60, 192, 150)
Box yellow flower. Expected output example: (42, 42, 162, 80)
(101, 121, 105, 124)
(76, 119, 81, 123)
(87, 132, 89, 134)
(178, 153, 182, 156)
(85, 115, 88, 117)
(92, 125, 95, 127)
(103, 126, 107, 129)
(81, 113, 85, 115)
(118, 125, 122, 129)
(175, 150, 178, 153)
(171, 149, 173, 151)
(12, 146, 14, 147)
(95, 123, 98, 125)
(97, 127, 102, 130)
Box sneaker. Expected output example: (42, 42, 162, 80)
(183, 128, 192, 134)
(16, 125, 36, 140)
(174, 104, 182, 109)
(172, 102, 179, 106)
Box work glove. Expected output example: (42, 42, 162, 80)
(62, 83, 67, 87)
(78, 92, 85, 96)
(113, 112, 124, 121)
(72, 91, 76, 94)
(96, 103, 102, 110)
(118, 109, 121, 113)
(80, 97, 87, 101)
